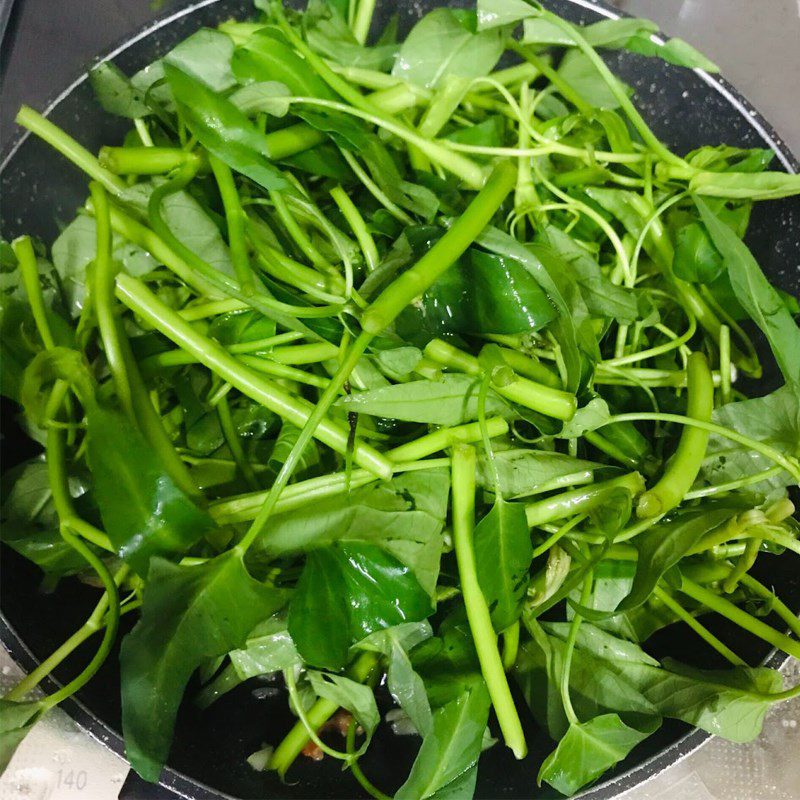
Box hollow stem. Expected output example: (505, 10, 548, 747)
(451, 445, 527, 759)
(679, 577, 800, 660)
(637, 352, 714, 518)
(16, 105, 126, 195)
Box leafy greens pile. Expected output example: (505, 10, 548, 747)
(2, 0, 800, 796)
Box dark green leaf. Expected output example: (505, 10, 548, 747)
(396, 228, 556, 340)
(672, 222, 724, 284)
(208, 309, 277, 346)
(618, 508, 737, 611)
(696, 198, 800, 389)
(392, 8, 505, 90)
(249, 470, 449, 595)
(538, 713, 658, 796)
(394, 684, 491, 800)
(163, 64, 286, 191)
(412, 612, 483, 708)
(232, 29, 337, 99)
(86, 405, 216, 576)
(1, 460, 97, 576)
(476, 227, 599, 391)
(288, 542, 433, 670)
(287, 546, 350, 669)
(120, 553, 287, 781)
(473, 499, 532, 631)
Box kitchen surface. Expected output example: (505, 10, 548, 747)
(1, 1, 799, 799)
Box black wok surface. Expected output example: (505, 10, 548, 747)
(1, 2, 798, 798)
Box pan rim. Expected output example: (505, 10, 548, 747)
(0, 1, 797, 798)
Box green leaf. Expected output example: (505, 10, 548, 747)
(477, 0, 537, 30)
(267, 421, 320, 477)
(0, 699, 45, 772)
(696, 197, 800, 389)
(618, 508, 737, 611)
(288, 542, 433, 670)
(307, 670, 380, 750)
(303, 0, 398, 70)
(543, 621, 660, 667)
(286, 546, 350, 669)
(411, 612, 483, 708)
(394, 227, 556, 341)
(52, 215, 157, 316)
(702, 387, 800, 497)
(394, 684, 491, 800)
(89, 62, 150, 119)
(522, 16, 717, 71)
(473, 499, 532, 631)
(542, 226, 637, 323)
(86, 405, 216, 576)
(0, 255, 73, 401)
(633, 658, 784, 743)
(248, 470, 450, 595)
(476, 227, 599, 391)
(524, 17, 656, 48)
(208, 308, 277, 346)
(228, 81, 292, 117)
(162, 28, 237, 93)
(360, 623, 434, 736)
(571, 560, 682, 643)
(0, 460, 97, 576)
(122, 184, 234, 277)
(515, 623, 659, 740)
(547, 623, 786, 744)
(691, 170, 800, 201)
(373, 346, 423, 379)
(229, 615, 301, 680)
(392, 8, 505, 90)
(163, 64, 286, 191)
(672, 222, 724, 284)
(120, 553, 287, 782)
(538, 713, 658, 796)
(558, 396, 610, 439)
(625, 35, 718, 72)
(476, 449, 598, 499)
(338, 374, 513, 426)
(558, 50, 629, 110)
(232, 29, 336, 99)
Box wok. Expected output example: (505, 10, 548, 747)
(1, 1, 798, 798)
